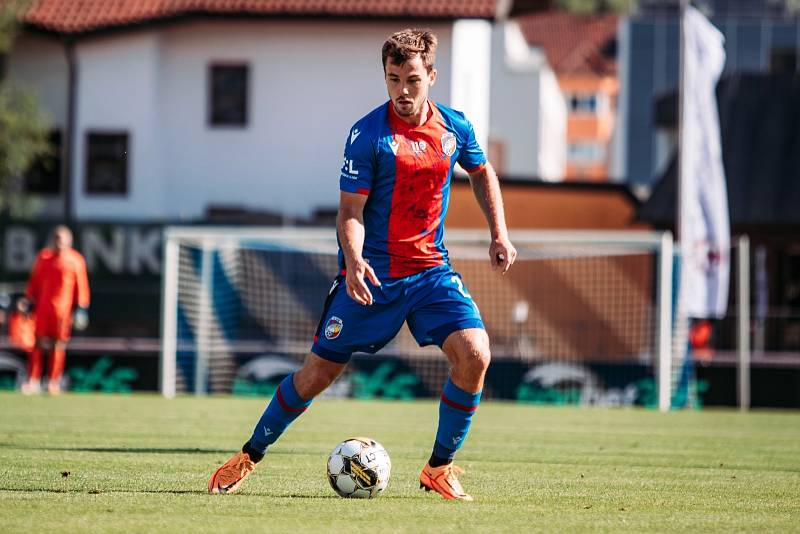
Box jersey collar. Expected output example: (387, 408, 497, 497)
(387, 100, 439, 133)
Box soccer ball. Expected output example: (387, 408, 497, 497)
(326, 437, 391, 498)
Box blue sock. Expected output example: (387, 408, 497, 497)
(433, 378, 481, 461)
(247, 373, 312, 455)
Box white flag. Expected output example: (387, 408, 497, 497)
(679, 6, 730, 318)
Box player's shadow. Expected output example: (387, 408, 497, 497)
(61, 447, 233, 454)
(0, 444, 231, 454)
(0, 487, 343, 498)
(0, 486, 213, 495)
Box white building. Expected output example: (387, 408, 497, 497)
(489, 20, 567, 181)
(7, 0, 553, 221)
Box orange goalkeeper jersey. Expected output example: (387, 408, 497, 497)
(8, 311, 36, 351)
(26, 248, 90, 319)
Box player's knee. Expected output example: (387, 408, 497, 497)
(471, 346, 491, 375)
(459, 337, 491, 377)
(472, 331, 491, 368)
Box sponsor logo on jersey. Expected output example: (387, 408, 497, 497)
(350, 128, 361, 144)
(341, 157, 359, 178)
(411, 140, 427, 155)
(324, 316, 343, 340)
(441, 132, 456, 157)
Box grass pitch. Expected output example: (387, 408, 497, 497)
(0, 393, 798, 533)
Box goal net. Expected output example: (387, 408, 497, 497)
(161, 227, 674, 409)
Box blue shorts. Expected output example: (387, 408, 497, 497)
(311, 265, 484, 363)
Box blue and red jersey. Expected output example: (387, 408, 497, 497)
(339, 101, 486, 279)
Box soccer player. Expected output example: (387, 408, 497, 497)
(20, 226, 90, 395)
(8, 295, 36, 356)
(209, 29, 516, 501)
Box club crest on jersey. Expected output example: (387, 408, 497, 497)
(441, 132, 456, 157)
(324, 316, 343, 340)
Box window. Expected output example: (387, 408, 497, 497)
(85, 132, 128, 194)
(567, 142, 606, 163)
(25, 130, 62, 194)
(209, 64, 249, 126)
(567, 93, 598, 114)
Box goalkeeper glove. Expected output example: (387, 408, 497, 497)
(74, 307, 89, 331)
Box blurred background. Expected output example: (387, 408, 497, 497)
(0, 0, 797, 408)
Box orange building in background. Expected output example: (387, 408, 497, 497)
(518, 12, 619, 181)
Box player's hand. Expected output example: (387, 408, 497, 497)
(346, 259, 381, 305)
(73, 307, 89, 331)
(490, 235, 517, 275)
(15, 297, 32, 315)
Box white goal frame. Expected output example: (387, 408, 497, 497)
(160, 227, 674, 411)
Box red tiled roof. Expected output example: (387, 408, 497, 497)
(516, 11, 618, 76)
(20, 0, 504, 34)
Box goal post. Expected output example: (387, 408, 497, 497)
(160, 226, 673, 410)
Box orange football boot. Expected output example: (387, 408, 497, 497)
(419, 462, 473, 501)
(208, 450, 256, 494)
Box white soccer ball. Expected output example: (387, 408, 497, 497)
(326, 437, 391, 498)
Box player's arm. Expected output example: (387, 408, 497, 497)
(72, 254, 90, 330)
(467, 162, 517, 274)
(337, 191, 381, 305)
(74, 254, 90, 309)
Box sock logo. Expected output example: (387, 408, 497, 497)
(263, 427, 273, 437)
(452, 435, 462, 446)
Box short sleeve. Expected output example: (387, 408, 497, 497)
(456, 119, 486, 173)
(339, 125, 374, 195)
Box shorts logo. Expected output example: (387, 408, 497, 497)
(441, 132, 456, 157)
(324, 316, 343, 340)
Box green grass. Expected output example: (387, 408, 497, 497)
(0, 393, 798, 533)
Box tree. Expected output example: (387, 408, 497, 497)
(0, 0, 50, 217)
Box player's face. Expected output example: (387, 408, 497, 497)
(52, 229, 72, 254)
(384, 55, 436, 122)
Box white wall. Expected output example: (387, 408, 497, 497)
(74, 32, 165, 219)
(451, 20, 492, 153)
(536, 68, 567, 181)
(489, 21, 565, 179)
(158, 20, 452, 220)
(7, 20, 456, 221)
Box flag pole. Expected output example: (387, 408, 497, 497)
(672, 0, 690, 409)
(677, 0, 689, 244)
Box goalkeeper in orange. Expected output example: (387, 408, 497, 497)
(21, 226, 90, 395)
